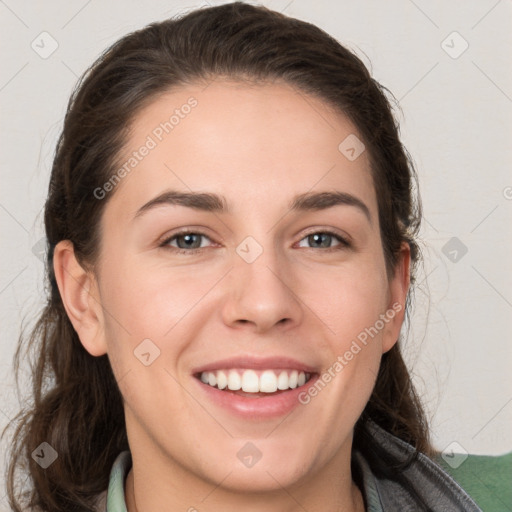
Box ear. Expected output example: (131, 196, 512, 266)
(53, 240, 107, 357)
(381, 242, 411, 354)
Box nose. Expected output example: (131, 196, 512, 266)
(221, 245, 304, 334)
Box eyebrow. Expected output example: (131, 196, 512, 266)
(134, 189, 372, 223)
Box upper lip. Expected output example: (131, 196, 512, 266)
(191, 355, 319, 375)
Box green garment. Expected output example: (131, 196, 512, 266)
(104, 451, 130, 512)
(437, 451, 512, 512)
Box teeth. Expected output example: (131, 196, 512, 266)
(241, 370, 259, 392)
(289, 370, 298, 389)
(217, 370, 228, 390)
(260, 370, 277, 393)
(277, 371, 289, 390)
(199, 369, 311, 393)
(227, 370, 242, 391)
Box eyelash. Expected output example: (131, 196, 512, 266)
(159, 229, 351, 254)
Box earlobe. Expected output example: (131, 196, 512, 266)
(53, 240, 107, 357)
(382, 242, 411, 354)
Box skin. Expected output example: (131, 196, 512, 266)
(54, 80, 410, 512)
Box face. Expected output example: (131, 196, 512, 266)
(83, 81, 408, 493)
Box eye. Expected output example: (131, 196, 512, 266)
(159, 230, 349, 253)
(297, 231, 350, 250)
(160, 231, 213, 252)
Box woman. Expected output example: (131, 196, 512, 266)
(4, 3, 483, 511)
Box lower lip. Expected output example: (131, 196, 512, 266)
(193, 374, 319, 419)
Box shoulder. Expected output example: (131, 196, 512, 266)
(353, 420, 485, 511)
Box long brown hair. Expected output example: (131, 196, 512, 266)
(4, 3, 429, 510)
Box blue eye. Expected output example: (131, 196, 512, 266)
(297, 232, 349, 249)
(160, 230, 350, 254)
(161, 232, 212, 251)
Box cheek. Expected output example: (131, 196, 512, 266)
(298, 257, 389, 345)
(290, 263, 388, 466)
(97, 256, 226, 399)
(297, 256, 388, 398)
(99, 255, 221, 338)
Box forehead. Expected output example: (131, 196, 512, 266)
(107, 79, 376, 220)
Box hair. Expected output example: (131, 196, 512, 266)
(4, 3, 430, 511)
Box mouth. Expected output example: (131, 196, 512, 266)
(194, 368, 314, 398)
(191, 356, 319, 418)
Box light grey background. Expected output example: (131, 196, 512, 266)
(1, 0, 511, 506)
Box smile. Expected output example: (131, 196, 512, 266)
(198, 369, 312, 393)
(191, 355, 319, 417)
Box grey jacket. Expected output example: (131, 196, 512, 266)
(353, 420, 482, 511)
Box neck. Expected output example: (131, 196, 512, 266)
(124, 442, 365, 512)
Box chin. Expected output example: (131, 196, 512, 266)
(199, 439, 315, 493)
(212, 462, 310, 494)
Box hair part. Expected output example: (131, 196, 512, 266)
(4, 3, 429, 510)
